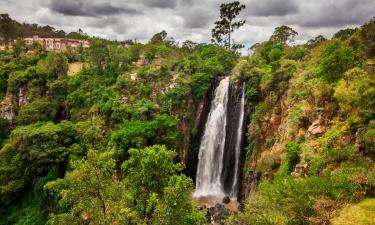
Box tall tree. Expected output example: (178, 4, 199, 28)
(306, 35, 326, 49)
(211, 1, 246, 50)
(89, 39, 109, 71)
(45, 150, 136, 224)
(152, 175, 206, 225)
(270, 25, 298, 44)
(45, 52, 69, 79)
(122, 145, 183, 220)
(149, 30, 168, 44)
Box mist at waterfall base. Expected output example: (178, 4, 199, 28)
(193, 76, 246, 204)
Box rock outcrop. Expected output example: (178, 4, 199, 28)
(206, 203, 230, 225)
(308, 116, 326, 137)
(222, 196, 230, 204)
(0, 96, 15, 121)
(291, 164, 308, 177)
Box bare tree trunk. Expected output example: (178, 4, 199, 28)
(228, 21, 231, 50)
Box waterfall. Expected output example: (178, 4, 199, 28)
(194, 77, 246, 200)
(194, 77, 229, 198)
(229, 82, 245, 198)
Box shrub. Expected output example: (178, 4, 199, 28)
(285, 140, 301, 173)
(334, 67, 374, 114)
(268, 47, 282, 62)
(0, 118, 8, 144)
(359, 17, 375, 57)
(364, 120, 375, 154)
(324, 146, 355, 163)
(15, 98, 58, 125)
(255, 150, 281, 175)
(259, 41, 283, 63)
(317, 41, 354, 83)
(45, 52, 68, 79)
(190, 72, 210, 101)
(109, 114, 177, 151)
(0, 121, 76, 204)
(152, 175, 206, 225)
(0, 61, 19, 97)
(286, 47, 308, 60)
(331, 199, 375, 225)
(122, 145, 183, 219)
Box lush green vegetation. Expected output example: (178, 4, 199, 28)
(228, 17, 375, 225)
(1, 9, 374, 225)
(0, 14, 237, 224)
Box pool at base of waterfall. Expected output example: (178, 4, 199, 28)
(193, 195, 239, 212)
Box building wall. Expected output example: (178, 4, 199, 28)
(23, 35, 89, 51)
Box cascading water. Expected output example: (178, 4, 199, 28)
(194, 77, 229, 198)
(229, 82, 245, 198)
(194, 77, 246, 200)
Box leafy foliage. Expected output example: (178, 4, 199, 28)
(270, 25, 298, 44)
(0, 121, 76, 204)
(45, 150, 134, 225)
(317, 41, 354, 83)
(334, 67, 375, 115)
(122, 145, 183, 220)
(15, 98, 58, 125)
(230, 16, 375, 225)
(152, 175, 206, 225)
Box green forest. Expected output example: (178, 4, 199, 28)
(0, 2, 374, 224)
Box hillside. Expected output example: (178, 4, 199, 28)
(0, 18, 237, 224)
(0, 12, 374, 225)
(228, 18, 375, 224)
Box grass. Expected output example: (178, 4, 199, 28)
(331, 199, 375, 225)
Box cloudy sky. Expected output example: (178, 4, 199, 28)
(1, 0, 374, 51)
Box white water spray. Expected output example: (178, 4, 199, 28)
(194, 77, 229, 198)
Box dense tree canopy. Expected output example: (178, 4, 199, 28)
(0, 11, 374, 225)
(317, 41, 354, 83)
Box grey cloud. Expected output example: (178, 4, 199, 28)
(50, 0, 141, 17)
(246, 0, 299, 16)
(2, 0, 375, 55)
(86, 17, 120, 28)
(141, 0, 177, 8)
(288, 0, 375, 28)
(50, 1, 89, 16)
(180, 6, 216, 29)
(184, 14, 212, 28)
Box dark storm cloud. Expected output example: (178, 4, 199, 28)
(141, 0, 177, 9)
(287, 0, 375, 28)
(246, 0, 299, 16)
(1, 0, 375, 55)
(50, 0, 141, 17)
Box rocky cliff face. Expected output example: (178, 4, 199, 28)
(0, 88, 28, 121)
(0, 95, 15, 121)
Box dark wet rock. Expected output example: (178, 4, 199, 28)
(222, 196, 230, 204)
(238, 202, 245, 212)
(207, 203, 230, 224)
